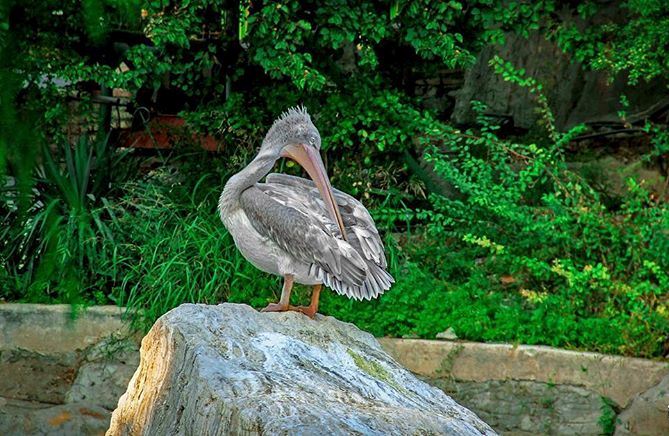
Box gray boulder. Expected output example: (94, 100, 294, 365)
(107, 303, 495, 435)
(452, 31, 667, 131)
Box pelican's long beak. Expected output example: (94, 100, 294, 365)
(281, 143, 348, 241)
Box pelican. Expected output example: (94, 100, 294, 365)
(219, 107, 394, 318)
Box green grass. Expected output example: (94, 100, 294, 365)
(102, 169, 280, 330)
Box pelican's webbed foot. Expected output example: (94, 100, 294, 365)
(292, 305, 318, 319)
(292, 284, 321, 319)
(259, 281, 321, 319)
(260, 303, 290, 313)
(259, 302, 317, 318)
(260, 275, 294, 313)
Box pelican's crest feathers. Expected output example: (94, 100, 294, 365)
(272, 106, 311, 128)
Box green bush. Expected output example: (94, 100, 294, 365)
(2, 1, 669, 358)
(555, 0, 669, 84)
(362, 63, 669, 357)
(1, 134, 126, 303)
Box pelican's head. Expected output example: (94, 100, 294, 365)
(264, 106, 346, 239)
(264, 106, 321, 154)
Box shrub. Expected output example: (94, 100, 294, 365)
(375, 62, 669, 357)
(0, 134, 126, 303)
(1, 1, 668, 359)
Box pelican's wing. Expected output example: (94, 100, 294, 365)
(239, 186, 369, 294)
(260, 173, 394, 299)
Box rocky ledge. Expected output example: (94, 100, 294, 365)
(107, 303, 495, 435)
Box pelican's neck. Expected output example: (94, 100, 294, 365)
(219, 146, 277, 218)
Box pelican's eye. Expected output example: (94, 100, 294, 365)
(309, 136, 317, 146)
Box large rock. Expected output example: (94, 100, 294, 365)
(107, 303, 495, 435)
(452, 30, 667, 131)
(452, 31, 580, 130)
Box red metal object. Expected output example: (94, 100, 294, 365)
(119, 115, 220, 151)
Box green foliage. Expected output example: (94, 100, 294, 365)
(555, 0, 669, 84)
(1, 134, 125, 302)
(327, 57, 669, 357)
(599, 396, 617, 435)
(386, 65, 669, 357)
(104, 166, 277, 330)
(2, 0, 669, 360)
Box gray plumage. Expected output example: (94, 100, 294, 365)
(219, 107, 394, 301)
(259, 173, 393, 299)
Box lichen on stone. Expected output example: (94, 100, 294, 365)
(346, 348, 403, 392)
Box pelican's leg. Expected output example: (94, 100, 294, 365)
(261, 274, 293, 312)
(294, 284, 322, 319)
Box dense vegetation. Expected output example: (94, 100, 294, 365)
(1, 1, 668, 357)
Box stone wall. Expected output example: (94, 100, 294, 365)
(379, 339, 669, 435)
(0, 305, 139, 435)
(1, 304, 667, 435)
